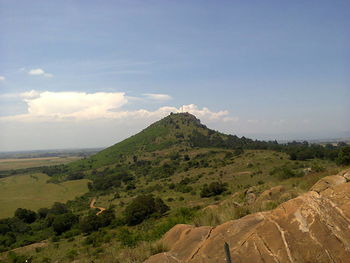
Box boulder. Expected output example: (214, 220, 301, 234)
(145, 171, 350, 263)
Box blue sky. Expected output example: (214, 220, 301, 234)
(0, 0, 349, 151)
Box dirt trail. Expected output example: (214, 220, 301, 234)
(89, 198, 106, 215)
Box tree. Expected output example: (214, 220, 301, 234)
(52, 213, 78, 235)
(50, 202, 69, 215)
(14, 208, 36, 224)
(80, 214, 100, 233)
(336, 146, 350, 165)
(124, 195, 169, 226)
(37, 208, 50, 219)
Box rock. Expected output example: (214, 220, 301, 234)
(246, 192, 256, 204)
(145, 171, 350, 263)
(257, 185, 285, 200)
(303, 167, 312, 174)
(310, 175, 346, 193)
(343, 171, 350, 182)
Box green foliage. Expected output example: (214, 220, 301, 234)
(52, 213, 78, 235)
(50, 202, 69, 215)
(37, 208, 50, 219)
(336, 146, 350, 165)
(66, 249, 78, 261)
(83, 230, 112, 247)
(124, 195, 169, 226)
(270, 166, 303, 180)
(14, 208, 36, 224)
(7, 251, 29, 263)
(200, 181, 227, 198)
(80, 208, 115, 233)
(116, 227, 140, 247)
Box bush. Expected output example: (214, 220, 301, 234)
(52, 213, 78, 235)
(116, 227, 140, 247)
(7, 251, 28, 263)
(80, 208, 115, 233)
(124, 195, 169, 226)
(270, 166, 303, 180)
(50, 202, 69, 215)
(66, 249, 78, 261)
(14, 208, 36, 224)
(200, 182, 227, 198)
(37, 208, 50, 219)
(336, 146, 350, 165)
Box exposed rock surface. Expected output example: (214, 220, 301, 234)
(145, 169, 350, 263)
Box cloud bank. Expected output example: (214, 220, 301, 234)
(0, 91, 233, 123)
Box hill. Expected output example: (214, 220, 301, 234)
(66, 113, 253, 172)
(0, 113, 349, 262)
(145, 169, 350, 263)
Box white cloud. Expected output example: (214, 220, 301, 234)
(143, 93, 172, 101)
(20, 90, 41, 99)
(28, 68, 53, 77)
(0, 76, 5, 81)
(0, 91, 233, 124)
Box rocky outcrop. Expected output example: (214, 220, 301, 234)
(145, 169, 350, 263)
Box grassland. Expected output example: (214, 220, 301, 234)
(0, 173, 90, 218)
(0, 156, 82, 171)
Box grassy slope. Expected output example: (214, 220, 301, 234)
(67, 113, 209, 172)
(0, 173, 90, 218)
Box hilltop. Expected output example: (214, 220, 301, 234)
(66, 112, 253, 172)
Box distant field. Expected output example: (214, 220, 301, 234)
(0, 173, 90, 218)
(0, 156, 82, 171)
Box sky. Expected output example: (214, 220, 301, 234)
(0, 0, 349, 151)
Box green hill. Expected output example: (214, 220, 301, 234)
(64, 113, 256, 174)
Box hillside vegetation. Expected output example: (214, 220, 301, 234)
(0, 113, 349, 262)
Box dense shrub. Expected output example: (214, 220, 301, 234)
(80, 208, 115, 233)
(336, 146, 350, 165)
(124, 195, 169, 225)
(50, 202, 69, 215)
(52, 213, 78, 235)
(200, 182, 227, 198)
(37, 208, 50, 219)
(14, 208, 36, 224)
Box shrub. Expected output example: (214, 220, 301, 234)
(14, 208, 36, 224)
(66, 249, 78, 261)
(80, 208, 115, 233)
(124, 195, 169, 225)
(50, 202, 69, 215)
(7, 251, 28, 263)
(37, 208, 50, 219)
(336, 146, 350, 165)
(200, 182, 227, 197)
(116, 227, 140, 247)
(52, 213, 78, 235)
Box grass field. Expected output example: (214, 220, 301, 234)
(0, 156, 82, 171)
(0, 173, 90, 218)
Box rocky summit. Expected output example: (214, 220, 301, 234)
(145, 169, 350, 263)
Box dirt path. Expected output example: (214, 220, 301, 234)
(89, 198, 106, 215)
